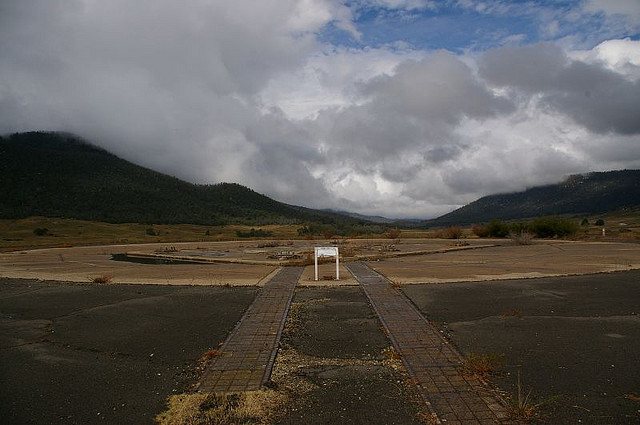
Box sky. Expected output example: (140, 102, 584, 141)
(1, 0, 640, 219)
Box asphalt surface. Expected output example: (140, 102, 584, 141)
(0, 278, 257, 425)
(402, 270, 640, 424)
(3, 271, 639, 425)
(274, 286, 424, 425)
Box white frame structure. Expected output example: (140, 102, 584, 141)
(314, 246, 339, 281)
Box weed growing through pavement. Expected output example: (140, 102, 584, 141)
(200, 349, 219, 360)
(508, 369, 540, 421)
(382, 346, 402, 361)
(463, 352, 505, 378)
(90, 274, 113, 284)
(625, 393, 640, 402)
(390, 280, 403, 289)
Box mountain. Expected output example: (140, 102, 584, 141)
(426, 170, 640, 227)
(322, 209, 394, 224)
(0, 132, 368, 227)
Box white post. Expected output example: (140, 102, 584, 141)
(314, 248, 319, 281)
(336, 252, 340, 280)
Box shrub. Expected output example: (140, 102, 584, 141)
(471, 224, 488, 237)
(595, 218, 605, 226)
(529, 217, 579, 238)
(581, 218, 589, 226)
(486, 219, 511, 238)
(146, 227, 157, 236)
(442, 226, 463, 239)
(510, 231, 533, 245)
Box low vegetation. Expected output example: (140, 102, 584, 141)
(155, 391, 286, 425)
(472, 217, 580, 239)
(463, 353, 505, 378)
(507, 370, 540, 420)
(90, 274, 113, 284)
(0, 132, 378, 229)
(235, 228, 273, 238)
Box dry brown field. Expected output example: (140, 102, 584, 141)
(1, 236, 639, 286)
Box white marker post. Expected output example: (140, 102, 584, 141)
(314, 246, 339, 281)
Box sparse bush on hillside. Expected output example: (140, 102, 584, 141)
(595, 219, 605, 226)
(33, 227, 49, 236)
(236, 228, 273, 238)
(146, 227, 157, 236)
(581, 218, 589, 226)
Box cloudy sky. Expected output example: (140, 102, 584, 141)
(1, 0, 640, 218)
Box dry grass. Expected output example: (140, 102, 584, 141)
(440, 226, 463, 239)
(90, 274, 113, 284)
(463, 353, 505, 378)
(390, 280, 403, 289)
(155, 390, 286, 425)
(200, 349, 219, 361)
(625, 393, 640, 402)
(510, 231, 534, 245)
(382, 346, 402, 361)
(0, 217, 302, 250)
(501, 309, 522, 318)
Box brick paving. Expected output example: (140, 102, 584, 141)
(198, 267, 302, 393)
(346, 262, 515, 425)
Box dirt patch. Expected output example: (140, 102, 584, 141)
(0, 243, 277, 285)
(402, 271, 640, 424)
(371, 241, 640, 284)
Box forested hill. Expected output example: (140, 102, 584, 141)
(426, 170, 640, 227)
(0, 132, 363, 226)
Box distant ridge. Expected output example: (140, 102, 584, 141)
(0, 132, 367, 226)
(426, 170, 640, 227)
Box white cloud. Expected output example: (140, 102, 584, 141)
(570, 38, 640, 81)
(1, 1, 640, 219)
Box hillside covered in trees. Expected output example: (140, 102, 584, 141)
(426, 170, 640, 227)
(0, 132, 369, 228)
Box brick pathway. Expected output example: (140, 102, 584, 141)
(198, 267, 302, 392)
(346, 262, 514, 425)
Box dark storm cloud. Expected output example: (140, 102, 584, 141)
(479, 43, 640, 135)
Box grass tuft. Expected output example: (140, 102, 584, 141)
(507, 370, 540, 420)
(463, 352, 505, 378)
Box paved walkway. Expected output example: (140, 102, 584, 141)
(346, 262, 514, 425)
(198, 267, 302, 392)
